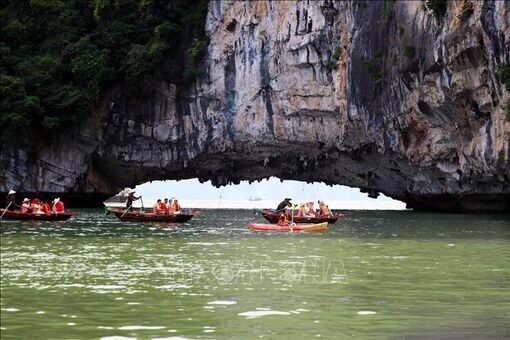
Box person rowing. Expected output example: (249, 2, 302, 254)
(277, 209, 291, 226)
(125, 189, 141, 212)
(276, 198, 292, 212)
(6, 190, 17, 211)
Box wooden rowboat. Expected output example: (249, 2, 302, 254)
(0, 208, 79, 221)
(261, 209, 344, 224)
(248, 222, 328, 232)
(112, 208, 196, 223)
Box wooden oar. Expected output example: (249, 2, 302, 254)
(0, 201, 13, 220)
(120, 203, 133, 218)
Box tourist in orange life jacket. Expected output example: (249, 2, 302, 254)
(163, 198, 170, 214)
(159, 199, 167, 213)
(171, 199, 181, 214)
(318, 200, 332, 217)
(21, 198, 31, 213)
(52, 198, 65, 213)
(32, 198, 45, 214)
(277, 211, 290, 226)
(296, 203, 306, 217)
(153, 199, 162, 213)
(42, 200, 51, 214)
(306, 201, 316, 217)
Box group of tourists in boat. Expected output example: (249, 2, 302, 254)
(106, 189, 194, 223)
(277, 198, 333, 218)
(0, 189, 77, 221)
(5, 190, 65, 214)
(122, 189, 182, 214)
(152, 198, 181, 214)
(247, 198, 341, 232)
(247, 198, 344, 232)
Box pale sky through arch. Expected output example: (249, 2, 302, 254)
(134, 177, 405, 209)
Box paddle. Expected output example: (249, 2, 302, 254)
(0, 201, 13, 220)
(290, 203, 297, 232)
(120, 203, 133, 218)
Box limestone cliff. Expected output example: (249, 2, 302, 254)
(1, 0, 510, 211)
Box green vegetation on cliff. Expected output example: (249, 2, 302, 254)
(0, 0, 208, 141)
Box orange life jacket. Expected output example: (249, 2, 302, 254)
(277, 213, 289, 226)
(319, 204, 331, 216)
(42, 203, 51, 214)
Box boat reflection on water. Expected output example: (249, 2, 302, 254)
(151, 222, 178, 229)
(16, 220, 67, 227)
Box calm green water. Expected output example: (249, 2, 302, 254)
(1, 209, 509, 339)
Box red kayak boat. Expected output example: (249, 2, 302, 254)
(112, 208, 197, 223)
(248, 222, 328, 232)
(261, 209, 344, 224)
(0, 209, 79, 221)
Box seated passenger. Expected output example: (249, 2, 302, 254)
(153, 199, 162, 214)
(318, 200, 332, 217)
(163, 198, 170, 214)
(171, 199, 181, 214)
(52, 198, 65, 213)
(21, 198, 31, 213)
(306, 202, 316, 217)
(32, 198, 45, 215)
(42, 200, 51, 214)
(296, 203, 306, 217)
(159, 199, 167, 214)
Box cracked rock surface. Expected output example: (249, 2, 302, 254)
(1, 1, 509, 211)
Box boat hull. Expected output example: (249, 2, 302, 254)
(0, 209, 78, 221)
(112, 208, 195, 223)
(248, 222, 328, 232)
(261, 209, 344, 224)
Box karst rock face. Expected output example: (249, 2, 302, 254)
(1, 0, 510, 211)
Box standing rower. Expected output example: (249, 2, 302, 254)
(126, 189, 141, 212)
(6, 189, 16, 211)
(276, 198, 292, 212)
